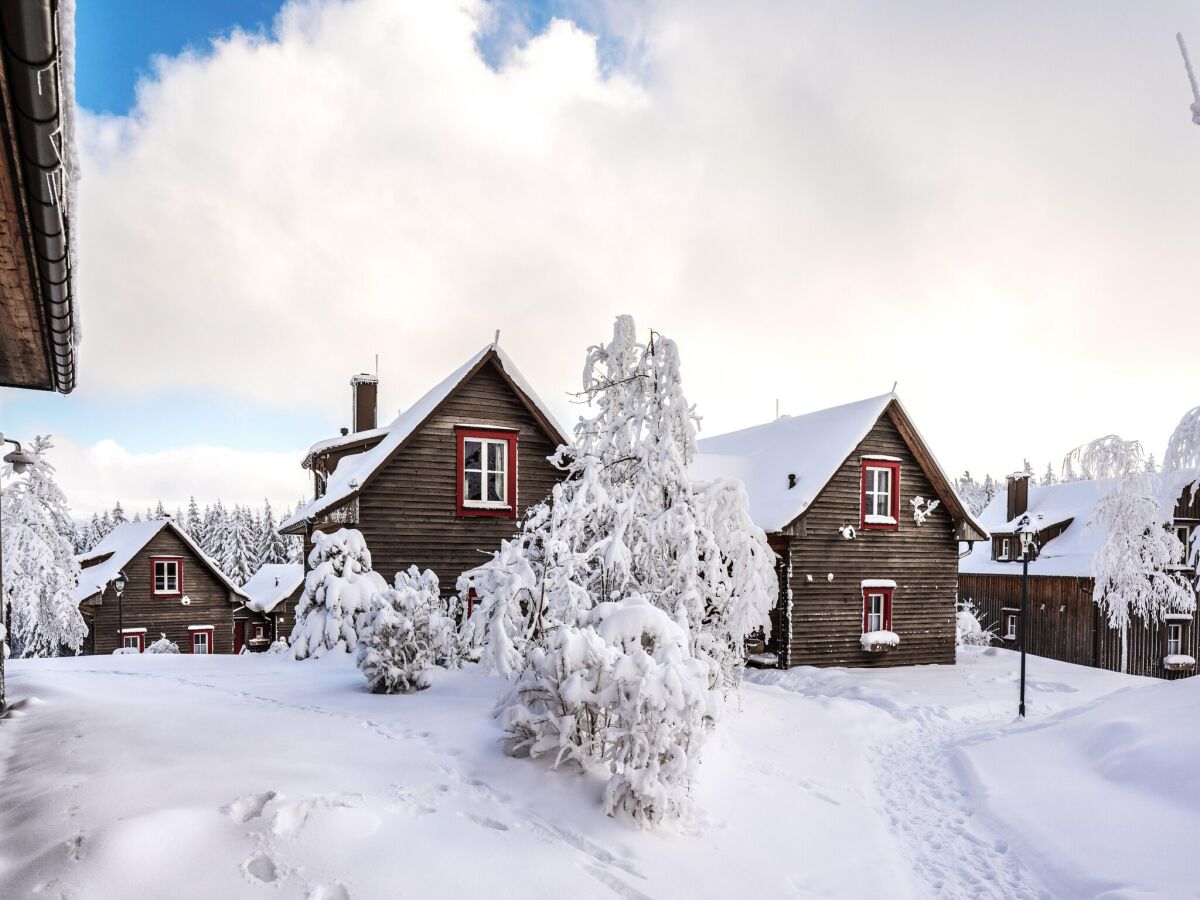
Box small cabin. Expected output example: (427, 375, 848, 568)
(280, 342, 568, 594)
(238, 563, 304, 651)
(74, 519, 247, 654)
(960, 474, 1200, 679)
(694, 393, 987, 669)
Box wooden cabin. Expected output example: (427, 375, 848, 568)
(73, 519, 247, 654)
(694, 393, 987, 669)
(960, 474, 1200, 680)
(238, 563, 304, 651)
(280, 343, 568, 595)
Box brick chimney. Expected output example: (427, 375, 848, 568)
(351, 374, 378, 433)
(1006, 472, 1030, 522)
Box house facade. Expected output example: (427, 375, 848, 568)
(959, 474, 1200, 680)
(694, 393, 987, 669)
(74, 519, 247, 654)
(280, 342, 568, 596)
(238, 563, 304, 651)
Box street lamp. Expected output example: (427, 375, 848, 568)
(0, 433, 36, 705)
(1016, 514, 1037, 718)
(114, 570, 128, 652)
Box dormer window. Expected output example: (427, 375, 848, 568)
(860, 460, 900, 530)
(1172, 524, 1191, 568)
(456, 427, 518, 518)
(151, 557, 182, 596)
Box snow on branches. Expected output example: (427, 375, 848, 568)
(146, 633, 180, 654)
(290, 529, 387, 660)
(356, 566, 459, 693)
(1, 436, 86, 657)
(464, 315, 777, 827)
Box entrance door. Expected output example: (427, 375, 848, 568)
(233, 620, 246, 654)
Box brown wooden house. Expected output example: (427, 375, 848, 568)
(73, 519, 247, 654)
(694, 393, 988, 669)
(280, 342, 568, 597)
(238, 563, 304, 651)
(960, 474, 1200, 680)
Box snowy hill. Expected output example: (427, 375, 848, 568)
(0, 649, 1187, 897)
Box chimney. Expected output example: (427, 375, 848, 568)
(351, 374, 379, 433)
(1006, 472, 1030, 522)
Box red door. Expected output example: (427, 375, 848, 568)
(233, 620, 246, 654)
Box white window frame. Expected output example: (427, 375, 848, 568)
(122, 633, 142, 651)
(864, 466, 894, 521)
(1004, 613, 1018, 640)
(152, 558, 180, 595)
(192, 630, 212, 655)
(866, 593, 886, 633)
(1172, 524, 1191, 568)
(1168, 623, 1183, 656)
(999, 538, 1010, 560)
(462, 436, 510, 509)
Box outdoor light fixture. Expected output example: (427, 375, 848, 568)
(0, 434, 35, 475)
(114, 571, 128, 596)
(115, 570, 128, 652)
(1016, 515, 1036, 718)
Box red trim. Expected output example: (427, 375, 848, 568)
(121, 631, 145, 652)
(150, 556, 184, 596)
(191, 628, 214, 654)
(455, 427, 518, 519)
(466, 587, 477, 619)
(860, 461, 901, 531)
(861, 587, 893, 632)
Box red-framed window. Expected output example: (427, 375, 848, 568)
(456, 427, 518, 518)
(862, 587, 893, 633)
(151, 557, 183, 596)
(191, 628, 214, 654)
(860, 461, 901, 531)
(121, 630, 145, 652)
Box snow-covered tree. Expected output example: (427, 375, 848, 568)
(1068, 436, 1195, 671)
(955, 597, 994, 648)
(0, 436, 87, 657)
(1041, 462, 1058, 486)
(184, 497, 202, 537)
(146, 633, 179, 654)
(257, 499, 288, 568)
(153, 500, 167, 519)
(953, 471, 987, 516)
(111, 501, 127, 526)
(219, 505, 257, 585)
(1062, 455, 1081, 483)
(290, 528, 387, 660)
(200, 502, 225, 559)
(356, 566, 459, 693)
(464, 316, 775, 827)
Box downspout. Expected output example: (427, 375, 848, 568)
(0, 0, 78, 392)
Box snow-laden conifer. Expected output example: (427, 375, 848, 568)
(356, 566, 459, 693)
(146, 633, 179, 654)
(290, 528, 387, 660)
(257, 499, 288, 568)
(0, 436, 87, 657)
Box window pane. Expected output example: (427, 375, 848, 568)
(487, 441, 505, 473)
(488, 472, 505, 503)
(464, 440, 482, 471)
(465, 471, 482, 501)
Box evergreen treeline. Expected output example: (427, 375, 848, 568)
(953, 454, 1161, 516)
(73, 497, 306, 586)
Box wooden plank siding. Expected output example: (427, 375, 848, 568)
(305, 359, 563, 596)
(961, 573, 1200, 680)
(780, 410, 958, 669)
(80, 528, 240, 655)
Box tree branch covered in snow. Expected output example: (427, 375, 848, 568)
(356, 565, 459, 693)
(290, 528, 387, 660)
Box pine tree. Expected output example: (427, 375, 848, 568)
(132, 511, 142, 523)
(219, 505, 257, 585)
(201, 502, 226, 560)
(1062, 455, 1080, 483)
(154, 500, 167, 519)
(111, 501, 127, 526)
(257, 499, 288, 568)
(97, 509, 113, 540)
(1042, 462, 1059, 486)
(0, 436, 87, 657)
(185, 497, 202, 537)
(291, 528, 388, 659)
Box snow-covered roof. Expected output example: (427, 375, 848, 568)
(693, 392, 986, 538)
(241, 563, 305, 614)
(73, 519, 249, 605)
(305, 425, 390, 461)
(960, 479, 1115, 577)
(281, 343, 567, 532)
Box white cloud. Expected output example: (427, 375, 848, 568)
(41, 436, 310, 518)
(74, 0, 1200, 485)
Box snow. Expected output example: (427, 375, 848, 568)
(863, 513, 896, 525)
(73, 519, 247, 605)
(693, 392, 986, 537)
(241, 563, 304, 614)
(3, 647, 1186, 897)
(861, 579, 897, 588)
(1163, 654, 1195, 667)
(860, 630, 900, 650)
(283, 343, 568, 532)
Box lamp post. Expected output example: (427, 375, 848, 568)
(1017, 515, 1036, 718)
(0, 434, 35, 706)
(113, 570, 128, 652)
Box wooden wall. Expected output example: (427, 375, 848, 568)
(82, 528, 238, 654)
(781, 411, 958, 669)
(307, 360, 562, 597)
(960, 572, 1199, 680)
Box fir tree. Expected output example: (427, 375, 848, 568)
(1041, 462, 1059, 486)
(154, 500, 167, 519)
(257, 499, 288, 568)
(185, 497, 202, 537)
(111, 501, 127, 526)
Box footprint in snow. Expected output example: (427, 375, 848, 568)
(223, 790, 277, 823)
(464, 812, 509, 831)
(308, 883, 350, 900)
(65, 832, 85, 861)
(242, 852, 278, 883)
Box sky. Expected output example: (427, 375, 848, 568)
(1, 0, 1198, 517)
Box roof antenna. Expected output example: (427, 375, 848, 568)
(891, 381, 898, 393)
(493, 329, 501, 347)
(775, 398, 779, 419)
(374, 353, 379, 376)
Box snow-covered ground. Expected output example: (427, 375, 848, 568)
(0, 648, 1189, 899)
